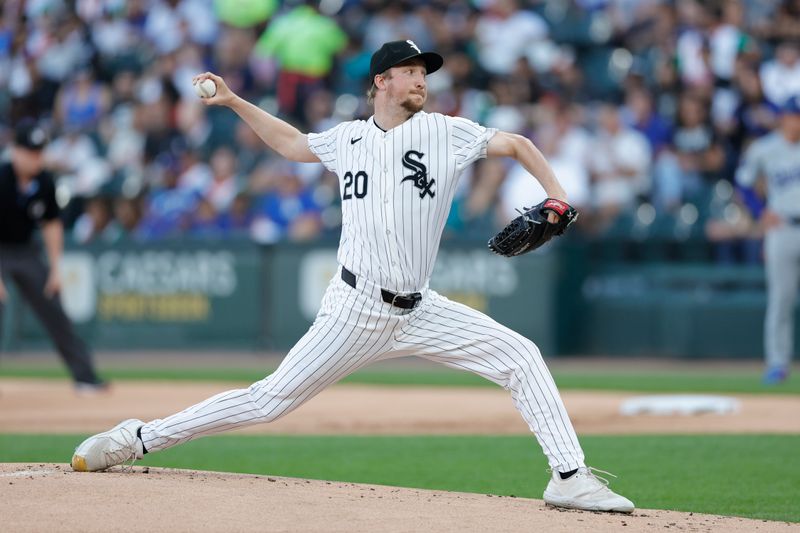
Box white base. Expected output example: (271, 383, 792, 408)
(619, 395, 740, 416)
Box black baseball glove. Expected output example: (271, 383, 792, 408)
(488, 198, 578, 257)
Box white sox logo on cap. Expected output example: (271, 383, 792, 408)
(406, 40, 421, 54)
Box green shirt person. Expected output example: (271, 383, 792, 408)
(214, 0, 277, 28)
(254, 4, 347, 123)
(254, 4, 347, 77)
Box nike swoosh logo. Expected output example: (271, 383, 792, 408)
(350, 137, 362, 145)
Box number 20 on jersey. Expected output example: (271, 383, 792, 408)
(343, 171, 368, 200)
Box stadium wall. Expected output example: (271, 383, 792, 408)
(1, 241, 796, 359)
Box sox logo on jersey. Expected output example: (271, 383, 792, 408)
(401, 150, 434, 198)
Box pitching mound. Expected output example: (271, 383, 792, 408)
(1, 463, 793, 532)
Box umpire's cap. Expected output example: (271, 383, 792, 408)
(14, 119, 49, 151)
(369, 40, 443, 82)
(781, 95, 800, 115)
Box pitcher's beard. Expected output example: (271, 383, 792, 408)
(401, 96, 424, 114)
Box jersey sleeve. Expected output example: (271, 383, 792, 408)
(307, 123, 343, 174)
(447, 116, 498, 171)
(735, 139, 765, 187)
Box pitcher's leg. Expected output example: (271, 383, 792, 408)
(397, 293, 584, 472)
(142, 285, 395, 453)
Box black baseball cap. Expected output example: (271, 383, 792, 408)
(14, 119, 49, 151)
(369, 40, 444, 82)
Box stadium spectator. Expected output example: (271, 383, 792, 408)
(589, 103, 652, 228)
(730, 63, 778, 154)
(187, 197, 224, 239)
(103, 104, 147, 200)
(623, 85, 673, 154)
(654, 92, 725, 210)
(205, 146, 240, 212)
(34, 11, 93, 87)
(112, 196, 144, 239)
(674, 0, 714, 92)
(765, 0, 800, 42)
(759, 41, 800, 106)
(707, 0, 754, 85)
(82, 3, 139, 67)
(54, 69, 111, 133)
(474, 0, 549, 77)
(176, 147, 213, 193)
(1, 0, 798, 253)
(144, 0, 218, 55)
(72, 195, 117, 244)
(211, 26, 257, 103)
(704, 181, 762, 265)
(250, 162, 326, 243)
(43, 124, 112, 215)
(362, 2, 431, 53)
(175, 98, 212, 154)
(137, 153, 199, 240)
(253, 0, 346, 124)
(218, 192, 254, 237)
(213, 0, 278, 29)
(234, 120, 274, 176)
(499, 100, 591, 224)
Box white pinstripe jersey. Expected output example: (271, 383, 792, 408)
(308, 111, 497, 293)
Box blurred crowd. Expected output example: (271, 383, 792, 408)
(1, 0, 797, 263)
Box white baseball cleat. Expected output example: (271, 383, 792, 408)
(543, 467, 634, 513)
(71, 419, 145, 472)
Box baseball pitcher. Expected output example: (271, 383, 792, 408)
(71, 41, 633, 513)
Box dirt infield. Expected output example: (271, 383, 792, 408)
(1, 378, 798, 435)
(2, 378, 799, 531)
(2, 463, 796, 533)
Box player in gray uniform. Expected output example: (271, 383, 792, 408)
(71, 41, 634, 513)
(736, 95, 800, 384)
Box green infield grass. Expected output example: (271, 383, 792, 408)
(1, 433, 797, 523)
(0, 365, 798, 394)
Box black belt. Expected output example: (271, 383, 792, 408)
(341, 267, 422, 310)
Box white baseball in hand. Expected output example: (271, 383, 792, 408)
(194, 79, 217, 98)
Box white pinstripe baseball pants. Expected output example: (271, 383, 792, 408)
(140, 269, 586, 472)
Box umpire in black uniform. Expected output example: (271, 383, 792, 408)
(0, 120, 107, 392)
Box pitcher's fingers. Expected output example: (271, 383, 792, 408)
(192, 72, 216, 84)
(204, 72, 225, 85)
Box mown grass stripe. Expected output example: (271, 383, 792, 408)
(3, 433, 797, 523)
(1, 366, 797, 394)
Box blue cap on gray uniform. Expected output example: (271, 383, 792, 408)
(781, 95, 800, 115)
